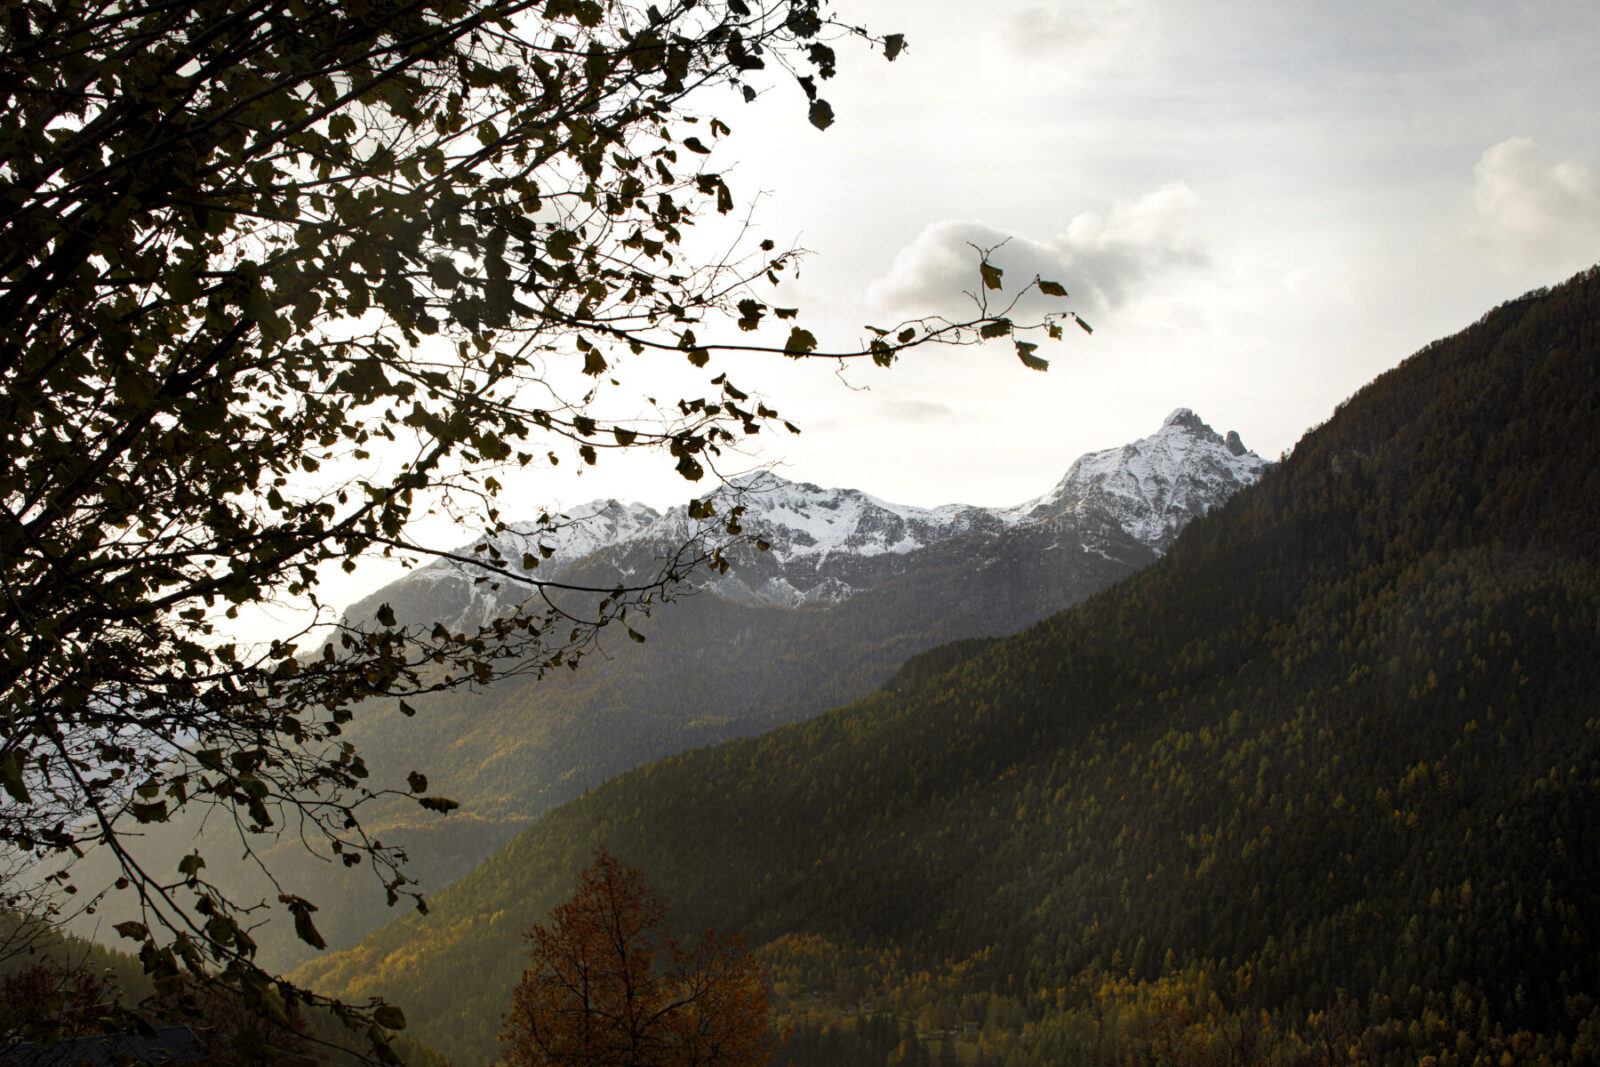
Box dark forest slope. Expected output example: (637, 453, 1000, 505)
(298, 268, 1600, 1065)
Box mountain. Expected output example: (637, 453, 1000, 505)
(352, 406, 1268, 622)
(321, 406, 1267, 836)
(58, 411, 1265, 975)
(294, 268, 1600, 1066)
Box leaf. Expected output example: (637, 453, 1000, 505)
(1015, 340, 1049, 371)
(113, 921, 148, 942)
(1038, 278, 1068, 297)
(808, 99, 834, 130)
(407, 771, 428, 793)
(327, 113, 357, 140)
(0, 752, 30, 804)
(980, 261, 1004, 291)
(282, 896, 326, 950)
(130, 800, 169, 823)
(613, 426, 638, 446)
(679, 329, 709, 367)
(884, 33, 907, 61)
(897, 327, 915, 344)
(979, 319, 1012, 339)
(784, 327, 818, 355)
(373, 1004, 407, 1031)
(806, 42, 836, 78)
(676, 453, 704, 481)
(376, 603, 396, 628)
(1075, 314, 1094, 334)
(682, 136, 710, 154)
(736, 298, 764, 331)
(419, 796, 460, 813)
(628, 29, 666, 71)
(428, 257, 460, 289)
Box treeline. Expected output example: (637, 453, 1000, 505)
(773, 966, 1600, 1067)
(295, 268, 1600, 1066)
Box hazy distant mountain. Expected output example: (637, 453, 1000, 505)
(67, 410, 1266, 972)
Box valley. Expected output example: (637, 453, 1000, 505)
(61, 410, 1268, 974)
(287, 269, 1600, 1065)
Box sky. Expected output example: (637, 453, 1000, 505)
(294, 0, 1600, 627)
(543, 0, 1600, 506)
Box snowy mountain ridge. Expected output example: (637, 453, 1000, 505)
(1009, 407, 1272, 552)
(357, 409, 1269, 625)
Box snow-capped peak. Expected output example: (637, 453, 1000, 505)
(631, 411, 1265, 588)
(687, 472, 1006, 562)
(1010, 408, 1270, 552)
(359, 410, 1268, 620)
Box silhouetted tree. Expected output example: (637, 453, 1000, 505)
(0, 0, 1083, 1045)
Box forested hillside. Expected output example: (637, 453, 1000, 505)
(70, 416, 1251, 972)
(297, 268, 1600, 1066)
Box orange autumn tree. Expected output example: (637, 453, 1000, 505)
(503, 850, 774, 1067)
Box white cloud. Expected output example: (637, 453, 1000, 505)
(880, 399, 959, 423)
(1472, 137, 1600, 267)
(994, 0, 1159, 69)
(866, 182, 1205, 319)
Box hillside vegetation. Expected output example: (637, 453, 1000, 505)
(65, 470, 1148, 972)
(298, 268, 1600, 1066)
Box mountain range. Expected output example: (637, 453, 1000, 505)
(66, 409, 1267, 973)
(292, 267, 1600, 1066)
(349, 405, 1268, 626)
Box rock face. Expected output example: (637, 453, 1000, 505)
(357, 408, 1269, 627)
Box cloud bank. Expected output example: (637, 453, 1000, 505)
(1473, 137, 1600, 267)
(866, 183, 1204, 321)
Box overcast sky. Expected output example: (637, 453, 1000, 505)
(540, 0, 1600, 509)
(290, 0, 1600, 629)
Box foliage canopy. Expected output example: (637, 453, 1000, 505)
(0, 0, 1081, 1045)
